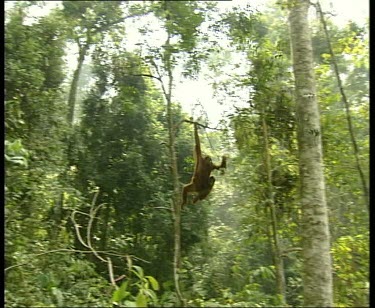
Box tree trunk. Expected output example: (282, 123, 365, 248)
(261, 115, 286, 305)
(164, 4, 184, 305)
(288, 0, 333, 306)
(67, 43, 88, 126)
(166, 61, 184, 307)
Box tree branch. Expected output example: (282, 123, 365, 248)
(182, 119, 225, 131)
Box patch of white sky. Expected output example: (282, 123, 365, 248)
(5, 0, 368, 125)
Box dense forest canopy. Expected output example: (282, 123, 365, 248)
(5, 1, 368, 307)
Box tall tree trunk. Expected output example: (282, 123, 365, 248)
(167, 86, 184, 308)
(288, 0, 333, 306)
(67, 43, 88, 126)
(164, 4, 184, 305)
(316, 1, 369, 210)
(66, 43, 90, 171)
(261, 115, 286, 305)
(166, 58, 184, 307)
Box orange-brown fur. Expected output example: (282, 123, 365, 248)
(181, 122, 226, 206)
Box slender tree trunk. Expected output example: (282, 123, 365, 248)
(144, 24, 184, 305)
(316, 1, 369, 211)
(164, 5, 184, 305)
(166, 61, 184, 307)
(66, 43, 89, 167)
(67, 43, 88, 126)
(289, 1, 333, 306)
(261, 115, 286, 305)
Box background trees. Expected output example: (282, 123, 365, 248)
(5, 1, 368, 307)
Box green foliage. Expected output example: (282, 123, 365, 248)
(149, 1, 210, 78)
(331, 233, 369, 306)
(5, 4, 104, 307)
(62, 1, 123, 45)
(152, 1, 205, 52)
(6, 255, 112, 307)
(5, 139, 29, 167)
(112, 265, 160, 307)
(316, 20, 369, 246)
(5, 2, 69, 240)
(221, 6, 261, 46)
(5, 1, 368, 307)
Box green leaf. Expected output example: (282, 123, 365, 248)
(145, 276, 159, 291)
(135, 292, 147, 307)
(132, 265, 144, 279)
(112, 281, 130, 302)
(143, 289, 157, 301)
